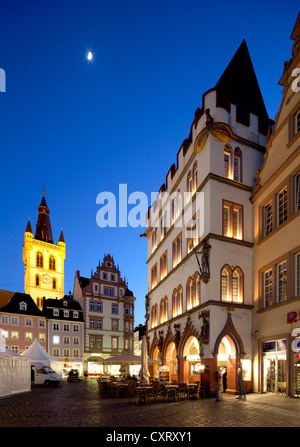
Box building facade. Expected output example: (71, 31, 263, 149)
(43, 295, 85, 375)
(23, 191, 66, 309)
(252, 13, 300, 397)
(143, 41, 271, 395)
(0, 291, 47, 354)
(73, 254, 135, 375)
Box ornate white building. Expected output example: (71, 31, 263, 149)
(143, 40, 271, 395)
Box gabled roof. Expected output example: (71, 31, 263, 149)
(215, 39, 269, 135)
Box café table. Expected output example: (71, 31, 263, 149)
(135, 386, 152, 405)
(164, 384, 179, 402)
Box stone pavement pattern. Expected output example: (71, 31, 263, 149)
(0, 378, 300, 427)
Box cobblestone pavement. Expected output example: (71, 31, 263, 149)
(0, 378, 300, 428)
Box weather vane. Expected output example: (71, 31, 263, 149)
(41, 181, 46, 196)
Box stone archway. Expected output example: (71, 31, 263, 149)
(213, 314, 246, 394)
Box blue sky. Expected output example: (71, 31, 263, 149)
(0, 0, 299, 326)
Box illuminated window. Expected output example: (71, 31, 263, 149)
(25, 332, 32, 340)
(263, 201, 273, 237)
(192, 162, 198, 194)
(151, 263, 158, 289)
(263, 269, 272, 308)
(186, 278, 193, 310)
(152, 227, 157, 252)
(221, 265, 243, 303)
(112, 319, 118, 331)
(223, 201, 243, 239)
(187, 171, 192, 200)
(49, 255, 56, 271)
(160, 296, 168, 324)
(224, 146, 232, 179)
(187, 212, 200, 253)
(233, 148, 242, 182)
(111, 337, 118, 350)
(36, 251, 43, 268)
(277, 261, 287, 303)
(277, 186, 288, 226)
(193, 272, 200, 307)
(160, 251, 168, 280)
(151, 304, 158, 328)
(172, 233, 182, 268)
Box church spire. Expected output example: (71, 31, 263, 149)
(35, 187, 54, 243)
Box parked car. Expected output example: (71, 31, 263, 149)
(67, 369, 82, 383)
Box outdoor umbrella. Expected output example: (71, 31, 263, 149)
(139, 335, 150, 384)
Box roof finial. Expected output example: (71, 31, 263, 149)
(41, 181, 46, 196)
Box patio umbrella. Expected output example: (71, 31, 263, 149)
(139, 335, 150, 384)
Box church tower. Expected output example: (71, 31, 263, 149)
(23, 188, 66, 309)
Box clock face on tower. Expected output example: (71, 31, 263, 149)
(41, 273, 51, 284)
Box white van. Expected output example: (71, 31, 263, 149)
(31, 362, 62, 386)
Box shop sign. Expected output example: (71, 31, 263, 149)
(292, 338, 300, 353)
(287, 311, 299, 323)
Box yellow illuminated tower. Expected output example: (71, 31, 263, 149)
(23, 188, 66, 309)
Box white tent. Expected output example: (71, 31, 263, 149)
(0, 352, 31, 398)
(21, 338, 63, 376)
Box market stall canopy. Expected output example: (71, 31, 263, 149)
(20, 338, 55, 362)
(102, 352, 160, 365)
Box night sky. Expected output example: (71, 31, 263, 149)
(0, 0, 299, 326)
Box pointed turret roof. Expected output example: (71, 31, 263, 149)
(25, 218, 33, 234)
(35, 193, 54, 243)
(215, 39, 269, 135)
(59, 229, 65, 243)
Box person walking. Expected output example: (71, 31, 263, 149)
(221, 366, 227, 393)
(236, 362, 246, 400)
(215, 367, 222, 401)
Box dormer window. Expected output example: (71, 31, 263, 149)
(63, 300, 68, 307)
(20, 302, 27, 311)
(53, 309, 59, 317)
